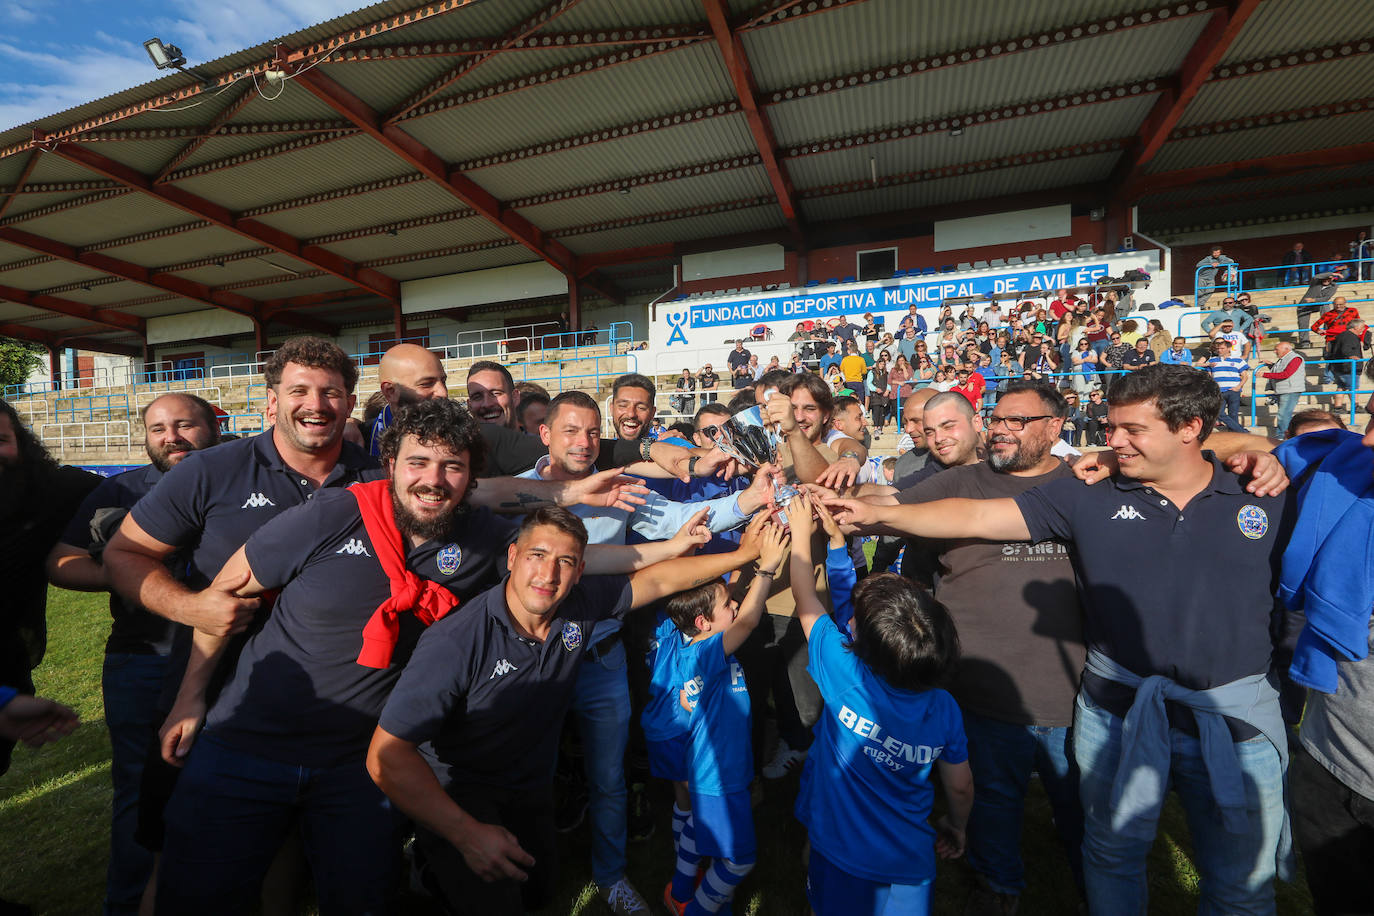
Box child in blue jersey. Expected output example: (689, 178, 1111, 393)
(642, 612, 693, 852)
(661, 518, 791, 916)
(789, 493, 973, 916)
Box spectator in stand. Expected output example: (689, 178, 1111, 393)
(1208, 317, 1250, 360)
(671, 369, 696, 418)
(1115, 319, 1143, 347)
(861, 313, 881, 343)
(1070, 338, 1099, 397)
(840, 341, 869, 404)
(1123, 338, 1155, 374)
(905, 304, 929, 338)
(697, 363, 719, 404)
(867, 356, 891, 437)
(952, 367, 985, 410)
(728, 340, 753, 390)
(582, 322, 599, 346)
(1083, 388, 1108, 446)
(1328, 318, 1370, 412)
(863, 339, 880, 370)
(983, 302, 1005, 329)
(1194, 244, 1237, 302)
(1084, 309, 1111, 358)
(817, 341, 841, 375)
(1203, 339, 1251, 432)
(1302, 262, 1350, 310)
(1144, 319, 1173, 359)
(1281, 241, 1314, 286)
(876, 332, 899, 363)
(742, 353, 760, 384)
(1313, 297, 1362, 384)
(1159, 336, 1196, 366)
(1100, 332, 1131, 393)
(1201, 296, 1255, 339)
(1234, 293, 1268, 352)
(1049, 289, 1073, 323)
(1261, 341, 1305, 437)
(915, 354, 936, 388)
(832, 317, 861, 349)
(888, 355, 915, 403)
(1062, 389, 1085, 447)
(787, 322, 809, 343)
(1351, 229, 1372, 281)
(788, 352, 806, 374)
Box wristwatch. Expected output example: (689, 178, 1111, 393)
(639, 437, 654, 462)
(687, 455, 700, 478)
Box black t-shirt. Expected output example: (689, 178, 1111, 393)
(204, 490, 517, 767)
(903, 462, 1084, 727)
(379, 574, 634, 793)
(727, 349, 751, 372)
(1123, 350, 1155, 370)
(61, 463, 180, 656)
(1013, 457, 1294, 732)
(478, 423, 547, 477)
(0, 462, 100, 672)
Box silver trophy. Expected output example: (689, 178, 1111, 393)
(703, 405, 802, 527)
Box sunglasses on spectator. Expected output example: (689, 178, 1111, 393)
(987, 415, 1053, 430)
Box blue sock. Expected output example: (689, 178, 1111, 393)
(685, 856, 753, 915)
(671, 803, 690, 851)
(671, 814, 702, 903)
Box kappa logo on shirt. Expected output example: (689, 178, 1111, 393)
(335, 538, 371, 557)
(240, 492, 277, 509)
(1110, 505, 1146, 521)
(489, 659, 519, 680)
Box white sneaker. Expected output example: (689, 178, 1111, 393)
(600, 877, 651, 915)
(762, 739, 808, 779)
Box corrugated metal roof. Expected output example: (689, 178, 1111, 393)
(173, 130, 351, 175)
(765, 17, 1199, 148)
(515, 164, 774, 231)
(1178, 56, 1374, 126)
(1145, 187, 1374, 234)
(557, 0, 705, 31)
(311, 57, 481, 116)
(321, 217, 508, 261)
(1148, 109, 1374, 172)
(557, 203, 783, 255)
(399, 41, 732, 161)
(11, 192, 191, 247)
(742, 0, 1195, 91)
(800, 151, 1122, 223)
(100, 226, 255, 269)
(166, 134, 405, 211)
(119, 297, 222, 318)
(21, 151, 112, 185)
(374, 242, 533, 280)
(1, 191, 120, 223)
(786, 95, 1149, 190)
(59, 280, 148, 307)
(0, 302, 50, 322)
(1221, 0, 1367, 62)
(470, 112, 757, 200)
(0, 260, 109, 290)
(254, 179, 462, 239)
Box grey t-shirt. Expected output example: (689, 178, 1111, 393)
(1300, 618, 1374, 801)
(898, 461, 1085, 727)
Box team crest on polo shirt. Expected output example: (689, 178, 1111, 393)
(562, 621, 583, 652)
(436, 544, 462, 575)
(1237, 505, 1269, 540)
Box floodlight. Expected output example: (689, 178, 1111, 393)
(144, 38, 186, 71)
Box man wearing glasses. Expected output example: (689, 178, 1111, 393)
(868, 381, 1087, 912)
(1200, 296, 1255, 341)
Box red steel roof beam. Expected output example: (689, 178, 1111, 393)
(0, 150, 40, 221)
(56, 335, 142, 358)
(154, 84, 258, 183)
(1113, 0, 1264, 192)
(1124, 141, 1374, 199)
(384, 0, 590, 125)
(47, 142, 400, 302)
(702, 0, 801, 241)
(0, 282, 144, 334)
(290, 62, 576, 272)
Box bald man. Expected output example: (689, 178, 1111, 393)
(358, 344, 450, 457)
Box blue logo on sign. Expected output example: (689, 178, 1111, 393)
(562, 620, 583, 652)
(436, 544, 461, 575)
(666, 311, 689, 346)
(1237, 505, 1268, 540)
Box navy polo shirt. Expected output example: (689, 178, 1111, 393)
(61, 463, 180, 656)
(1014, 454, 1294, 730)
(378, 574, 634, 793)
(204, 490, 518, 767)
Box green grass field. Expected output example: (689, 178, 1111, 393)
(1, 588, 1316, 915)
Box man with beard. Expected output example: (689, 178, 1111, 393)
(44, 393, 220, 916)
(369, 345, 548, 477)
(519, 391, 774, 913)
(895, 381, 1086, 913)
(150, 399, 703, 914)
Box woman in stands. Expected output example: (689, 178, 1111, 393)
(862, 313, 881, 343)
(914, 354, 935, 389)
(788, 352, 806, 374)
(672, 368, 696, 417)
(1070, 337, 1098, 397)
(867, 355, 890, 437)
(932, 369, 955, 393)
(1145, 318, 1173, 359)
(1084, 308, 1111, 357)
(877, 332, 898, 363)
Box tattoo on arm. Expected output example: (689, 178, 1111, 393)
(498, 492, 555, 511)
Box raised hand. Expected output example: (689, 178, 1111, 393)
(788, 490, 817, 542)
(667, 508, 713, 556)
(736, 510, 771, 560)
(812, 497, 845, 545)
(823, 497, 879, 530)
(757, 522, 791, 574)
(571, 466, 651, 512)
(763, 393, 797, 434)
(815, 455, 862, 490)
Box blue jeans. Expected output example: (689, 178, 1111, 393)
(1073, 693, 1285, 916)
(572, 637, 630, 888)
(158, 734, 403, 915)
(1219, 389, 1246, 432)
(1273, 392, 1300, 438)
(102, 652, 168, 916)
(963, 711, 1083, 896)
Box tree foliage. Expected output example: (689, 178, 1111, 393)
(0, 337, 46, 391)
